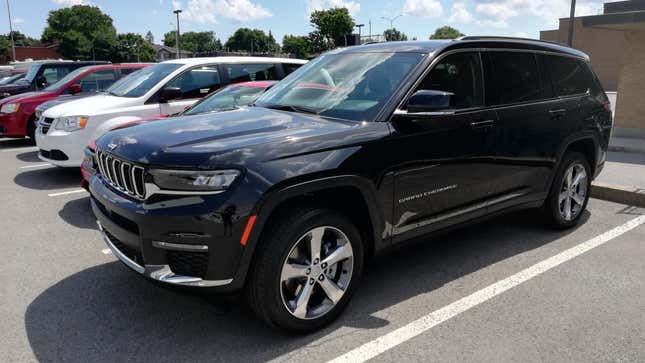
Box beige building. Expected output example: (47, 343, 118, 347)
(541, 0, 645, 137)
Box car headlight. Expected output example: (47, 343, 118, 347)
(0, 103, 19, 113)
(54, 116, 89, 131)
(35, 109, 42, 119)
(148, 169, 241, 192)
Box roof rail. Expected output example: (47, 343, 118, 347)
(457, 35, 565, 47)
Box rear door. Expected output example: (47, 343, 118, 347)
(484, 50, 561, 210)
(389, 51, 498, 242)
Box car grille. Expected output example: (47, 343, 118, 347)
(40, 117, 54, 134)
(97, 151, 146, 199)
(105, 230, 145, 266)
(167, 250, 209, 278)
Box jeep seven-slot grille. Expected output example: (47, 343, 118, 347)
(97, 151, 146, 199)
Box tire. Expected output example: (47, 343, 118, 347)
(245, 206, 364, 332)
(26, 115, 37, 140)
(544, 151, 591, 228)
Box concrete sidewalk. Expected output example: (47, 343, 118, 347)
(591, 137, 645, 207)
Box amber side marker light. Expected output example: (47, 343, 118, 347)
(240, 215, 257, 246)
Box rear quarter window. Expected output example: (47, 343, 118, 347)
(548, 55, 592, 96)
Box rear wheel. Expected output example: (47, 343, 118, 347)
(246, 206, 364, 332)
(544, 152, 591, 228)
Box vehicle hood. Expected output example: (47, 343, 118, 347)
(97, 106, 385, 168)
(36, 92, 96, 111)
(0, 91, 54, 104)
(42, 94, 135, 117)
(0, 83, 29, 96)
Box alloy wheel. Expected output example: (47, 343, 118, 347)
(280, 226, 354, 320)
(558, 163, 588, 221)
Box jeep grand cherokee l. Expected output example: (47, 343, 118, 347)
(89, 38, 612, 332)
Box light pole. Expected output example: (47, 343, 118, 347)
(381, 14, 402, 30)
(6, 0, 16, 61)
(173, 9, 182, 58)
(355, 23, 364, 44)
(567, 0, 576, 46)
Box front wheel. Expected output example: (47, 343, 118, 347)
(544, 151, 591, 228)
(26, 115, 37, 140)
(246, 206, 364, 332)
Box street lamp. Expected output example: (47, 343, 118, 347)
(5, 0, 16, 62)
(381, 15, 402, 29)
(173, 9, 182, 59)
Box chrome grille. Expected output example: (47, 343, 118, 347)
(97, 151, 146, 199)
(39, 117, 54, 134)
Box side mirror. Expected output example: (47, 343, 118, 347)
(69, 83, 82, 94)
(158, 87, 182, 103)
(36, 76, 48, 89)
(406, 90, 454, 113)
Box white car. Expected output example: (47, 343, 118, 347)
(36, 57, 307, 167)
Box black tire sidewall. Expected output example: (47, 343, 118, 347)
(259, 208, 364, 332)
(547, 152, 591, 228)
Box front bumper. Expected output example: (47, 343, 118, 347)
(0, 111, 27, 137)
(35, 126, 86, 167)
(89, 174, 252, 291)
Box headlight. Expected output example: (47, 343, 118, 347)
(54, 116, 89, 131)
(35, 109, 42, 119)
(0, 103, 19, 113)
(148, 169, 241, 192)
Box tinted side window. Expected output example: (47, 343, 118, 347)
(41, 66, 71, 86)
(549, 56, 591, 96)
(283, 63, 303, 75)
(166, 65, 221, 99)
(79, 69, 117, 92)
(226, 64, 278, 83)
(416, 52, 483, 109)
(488, 52, 543, 104)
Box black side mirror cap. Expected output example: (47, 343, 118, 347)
(158, 87, 182, 103)
(407, 90, 454, 113)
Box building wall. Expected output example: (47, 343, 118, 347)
(614, 30, 645, 130)
(540, 18, 626, 91)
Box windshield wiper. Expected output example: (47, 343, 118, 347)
(263, 104, 319, 115)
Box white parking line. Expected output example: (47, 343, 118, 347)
(19, 163, 52, 169)
(47, 189, 86, 197)
(328, 214, 645, 363)
(1, 146, 38, 153)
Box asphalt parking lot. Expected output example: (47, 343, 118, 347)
(2, 136, 645, 362)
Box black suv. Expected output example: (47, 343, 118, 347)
(89, 37, 612, 332)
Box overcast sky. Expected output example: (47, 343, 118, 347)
(3, 0, 605, 44)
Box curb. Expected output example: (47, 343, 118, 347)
(608, 145, 645, 155)
(591, 181, 645, 207)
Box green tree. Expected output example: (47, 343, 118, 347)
(163, 30, 177, 47)
(282, 35, 309, 58)
(9, 31, 39, 46)
(41, 5, 117, 60)
(112, 33, 156, 62)
(0, 36, 10, 59)
(224, 28, 278, 53)
(383, 28, 408, 42)
(181, 31, 222, 54)
(309, 7, 354, 51)
(429, 26, 463, 40)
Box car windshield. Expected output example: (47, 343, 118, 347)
(0, 73, 25, 85)
(255, 52, 424, 121)
(106, 63, 181, 98)
(22, 63, 43, 84)
(43, 66, 92, 92)
(183, 84, 270, 115)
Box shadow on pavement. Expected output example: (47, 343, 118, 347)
(0, 137, 34, 148)
(58, 196, 97, 230)
(25, 210, 588, 362)
(16, 150, 41, 163)
(14, 167, 81, 191)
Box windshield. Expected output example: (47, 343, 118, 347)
(255, 52, 424, 121)
(43, 66, 91, 92)
(0, 73, 25, 85)
(106, 63, 181, 98)
(22, 63, 42, 84)
(183, 84, 270, 115)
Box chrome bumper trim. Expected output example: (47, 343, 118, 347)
(97, 221, 232, 287)
(152, 240, 209, 252)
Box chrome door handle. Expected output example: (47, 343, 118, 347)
(470, 120, 495, 129)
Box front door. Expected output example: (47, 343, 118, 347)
(388, 51, 497, 242)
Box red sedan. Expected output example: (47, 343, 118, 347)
(0, 63, 152, 139)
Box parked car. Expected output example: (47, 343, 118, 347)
(0, 64, 152, 139)
(89, 38, 611, 331)
(80, 80, 276, 188)
(37, 57, 305, 167)
(0, 61, 109, 99)
(0, 70, 26, 85)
